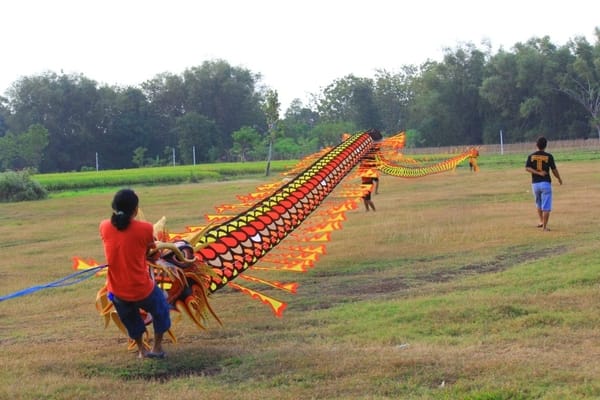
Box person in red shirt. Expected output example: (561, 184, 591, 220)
(100, 189, 171, 359)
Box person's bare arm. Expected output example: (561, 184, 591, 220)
(551, 168, 563, 185)
(525, 167, 547, 176)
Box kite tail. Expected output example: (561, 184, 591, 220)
(375, 147, 477, 177)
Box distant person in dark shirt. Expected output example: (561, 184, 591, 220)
(360, 171, 377, 212)
(525, 137, 563, 231)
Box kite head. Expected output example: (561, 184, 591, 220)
(365, 128, 382, 141)
(164, 240, 196, 268)
(156, 240, 197, 268)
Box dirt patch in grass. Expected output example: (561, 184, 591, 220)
(427, 245, 569, 282)
(290, 245, 569, 311)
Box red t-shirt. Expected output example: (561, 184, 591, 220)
(99, 219, 155, 301)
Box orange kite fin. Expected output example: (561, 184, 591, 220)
(228, 282, 287, 317)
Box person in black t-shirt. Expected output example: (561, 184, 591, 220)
(360, 171, 377, 212)
(525, 137, 563, 231)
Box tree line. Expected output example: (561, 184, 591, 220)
(0, 28, 598, 173)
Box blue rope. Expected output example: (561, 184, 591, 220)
(0, 265, 108, 302)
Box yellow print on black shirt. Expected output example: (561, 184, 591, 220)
(530, 154, 549, 171)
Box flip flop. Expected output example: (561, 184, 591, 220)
(537, 223, 543, 228)
(146, 351, 166, 359)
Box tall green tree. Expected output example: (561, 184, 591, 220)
(0, 132, 17, 171)
(172, 112, 220, 164)
(132, 147, 148, 167)
(273, 137, 305, 159)
(94, 86, 155, 169)
(182, 60, 266, 157)
(308, 121, 357, 149)
(317, 75, 382, 131)
(6, 72, 100, 171)
(281, 98, 319, 141)
(0, 95, 9, 137)
(373, 67, 418, 134)
(141, 72, 187, 153)
(409, 43, 486, 146)
(512, 37, 577, 140)
(481, 37, 588, 142)
(231, 126, 262, 162)
(559, 29, 600, 139)
(0, 124, 48, 171)
(17, 124, 49, 170)
(479, 49, 522, 143)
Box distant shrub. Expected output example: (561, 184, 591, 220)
(0, 171, 48, 202)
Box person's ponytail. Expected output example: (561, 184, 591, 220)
(110, 189, 139, 231)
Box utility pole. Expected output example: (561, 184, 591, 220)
(263, 90, 280, 177)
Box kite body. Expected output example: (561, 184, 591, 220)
(70, 130, 478, 343)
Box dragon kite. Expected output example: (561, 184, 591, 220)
(36, 130, 478, 349)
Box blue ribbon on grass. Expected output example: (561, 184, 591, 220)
(0, 265, 107, 302)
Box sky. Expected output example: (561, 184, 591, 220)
(2, 0, 599, 112)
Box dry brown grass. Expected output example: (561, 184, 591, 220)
(1, 157, 600, 399)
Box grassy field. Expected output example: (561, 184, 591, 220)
(1, 150, 600, 399)
(32, 159, 296, 191)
